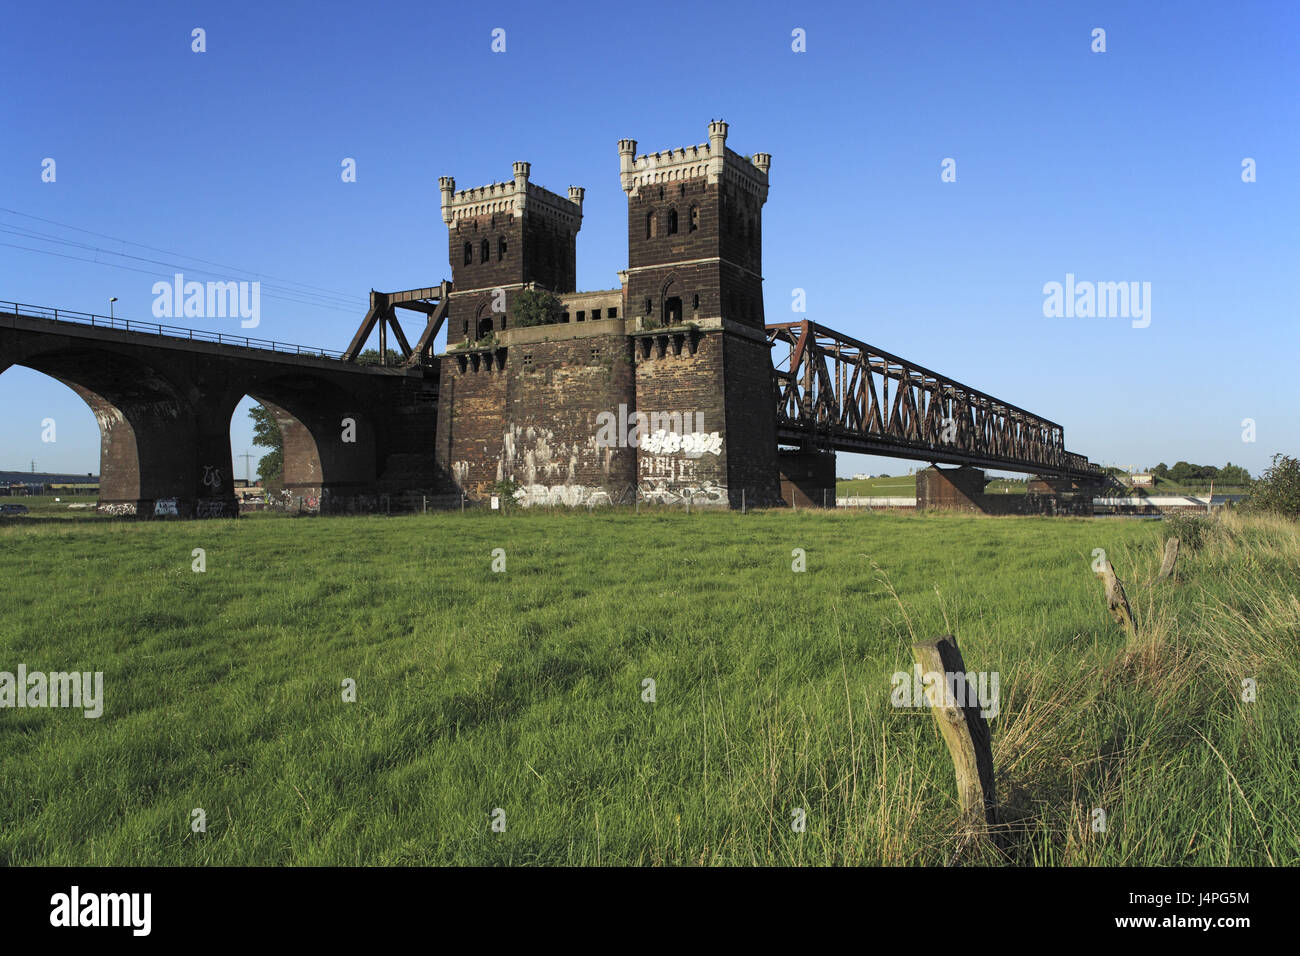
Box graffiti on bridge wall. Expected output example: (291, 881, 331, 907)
(196, 498, 236, 518)
(202, 465, 223, 494)
(638, 481, 728, 505)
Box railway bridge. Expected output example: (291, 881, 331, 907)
(2, 294, 1103, 517)
(1, 123, 1110, 517)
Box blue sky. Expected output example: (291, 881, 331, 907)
(2, 0, 1296, 480)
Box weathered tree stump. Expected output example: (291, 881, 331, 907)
(1096, 559, 1137, 638)
(912, 635, 997, 846)
(1157, 536, 1180, 581)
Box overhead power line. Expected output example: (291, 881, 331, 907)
(0, 241, 360, 315)
(0, 208, 367, 315)
(0, 225, 359, 312)
(0, 206, 361, 302)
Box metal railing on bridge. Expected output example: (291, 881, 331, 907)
(1, 300, 347, 361)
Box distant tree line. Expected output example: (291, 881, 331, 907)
(1151, 461, 1252, 485)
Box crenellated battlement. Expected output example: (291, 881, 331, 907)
(439, 165, 584, 229)
(618, 121, 769, 201)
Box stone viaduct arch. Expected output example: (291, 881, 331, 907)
(0, 313, 441, 517)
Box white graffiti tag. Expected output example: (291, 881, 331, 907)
(640, 430, 722, 456)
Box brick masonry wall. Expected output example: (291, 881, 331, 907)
(722, 331, 779, 502)
(502, 331, 636, 504)
(626, 177, 716, 271)
(435, 350, 508, 492)
(633, 328, 729, 503)
(437, 324, 782, 508)
(449, 215, 524, 291)
(522, 214, 577, 294)
(435, 330, 637, 503)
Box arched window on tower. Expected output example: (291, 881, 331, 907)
(480, 239, 490, 263)
(463, 242, 472, 265)
(498, 236, 507, 260)
(689, 205, 699, 232)
(667, 208, 678, 235)
(646, 211, 657, 239)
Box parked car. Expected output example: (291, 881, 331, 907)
(0, 503, 30, 515)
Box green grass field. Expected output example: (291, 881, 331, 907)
(835, 476, 918, 496)
(835, 476, 1028, 496)
(1, 508, 1296, 865)
(0, 495, 103, 518)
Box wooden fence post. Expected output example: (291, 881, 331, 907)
(1096, 559, 1137, 638)
(911, 635, 998, 842)
(1157, 537, 1180, 581)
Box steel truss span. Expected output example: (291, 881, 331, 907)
(766, 320, 1099, 479)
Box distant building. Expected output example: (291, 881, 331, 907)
(233, 484, 265, 502)
(1130, 473, 1155, 487)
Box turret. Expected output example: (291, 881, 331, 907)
(618, 139, 638, 194)
(707, 119, 728, 184)
(439, 176, 456, 225)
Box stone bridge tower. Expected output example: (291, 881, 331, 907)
(434, 163, 638, 501)
(439, 163, 584, 347)
(619, 121, 780, 505)
(433, 125, 781, 507)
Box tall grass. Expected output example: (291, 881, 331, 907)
(0, 509, 1294, 865)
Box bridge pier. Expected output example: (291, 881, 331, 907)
(75, 385, 238, 518)
(916, 465, 987, 511)
(917, 466, 1094, 516)
(778, 449, 836, 507)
